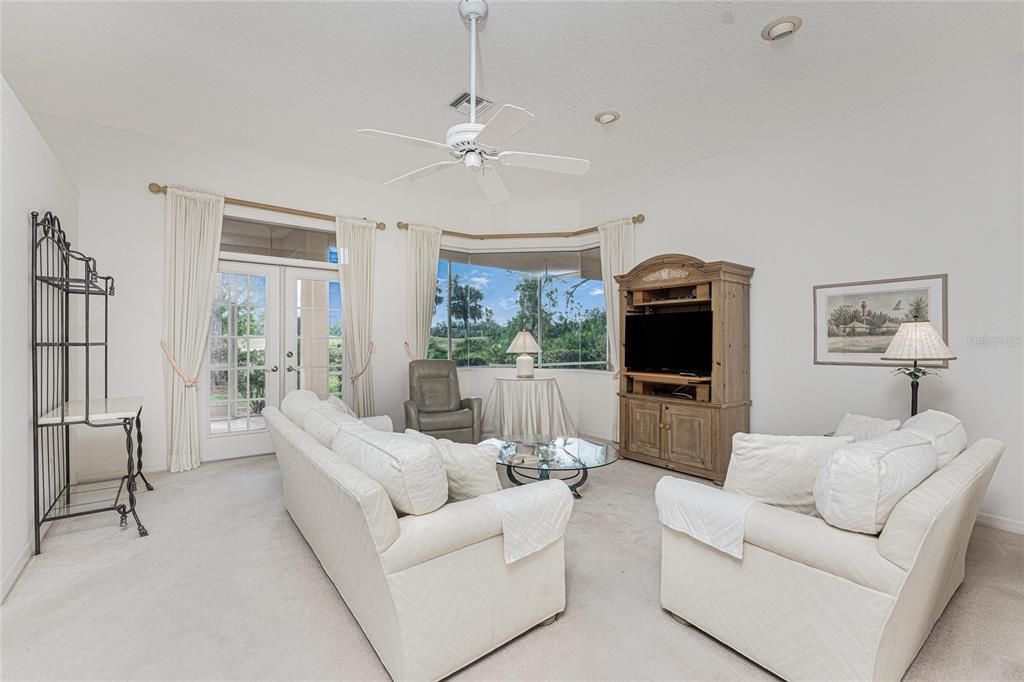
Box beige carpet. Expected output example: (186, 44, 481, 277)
(2, 455, 1022, 680)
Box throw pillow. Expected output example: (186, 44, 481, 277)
(899, 409, 967, 468)
(723, 433, 854, 514)
(834, 413, 901, 442)
(405, 429, 502, 501)
(814, 431, 938, 534)
(301, 401, 359, 447)
(331, 423, 448, 516)
(326, 394, 358, 418)
(280, 389, 322, 425)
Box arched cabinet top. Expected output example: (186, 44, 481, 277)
(614, 253, 753, 289)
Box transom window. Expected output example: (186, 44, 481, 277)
(429, 247, 607, 369)
(221, 217, 339, 264)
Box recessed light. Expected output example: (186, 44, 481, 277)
(761, 16, 802, 41)
(594, 111, 621, 125)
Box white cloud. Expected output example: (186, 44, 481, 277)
(469, 275, 491, 289)
(589, 286, 604, 296)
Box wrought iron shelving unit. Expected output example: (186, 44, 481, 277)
(31, 211, 150, 554)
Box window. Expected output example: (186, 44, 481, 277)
(221, 217, 339, 264)
(429, 247, 607, 369)
(209, 273, 269, 433)
(295, 278, 344, 400)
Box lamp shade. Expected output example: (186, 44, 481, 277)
(881, 320, 956, 361)
(506, 330, 540, 354)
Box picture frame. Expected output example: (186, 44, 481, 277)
(813, 274, 948, 367)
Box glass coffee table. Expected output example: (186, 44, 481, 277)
(492, 435, 619, 498)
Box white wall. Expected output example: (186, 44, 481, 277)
(1, 80, 79, 599)
(579, 56, 1024, 531)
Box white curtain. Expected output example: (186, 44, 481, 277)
(599, 217, 636, 441)
(161, 187, 224, 472)
(336, 218, 377, 416)
(599, 218, 637, 375)
(404, 224, 442, 360)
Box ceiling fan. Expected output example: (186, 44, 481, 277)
(357, 0, 590, 204)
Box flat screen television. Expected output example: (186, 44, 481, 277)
(625, 311, 713, 375)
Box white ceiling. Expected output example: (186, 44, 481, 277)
(3, 1, 1021, 204)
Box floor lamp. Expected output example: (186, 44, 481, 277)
(881, 318, 956, 416)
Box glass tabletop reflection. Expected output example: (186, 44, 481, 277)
(491, 435, 619, 472)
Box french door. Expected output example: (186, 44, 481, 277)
(201, 262, 342, 461)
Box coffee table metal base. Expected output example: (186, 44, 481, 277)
(505, 465, 588, 498)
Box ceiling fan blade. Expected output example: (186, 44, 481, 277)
(474, 165, 510, 204)
(474, 105, 535, 148)
(357, 129, 453, 152)
(497, 151, 590, 176)
(384, 160, 460, 186)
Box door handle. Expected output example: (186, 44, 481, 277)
(269, 365, 279, 373)
(286, 351, 294, 358)
(286, 365, 295, 373)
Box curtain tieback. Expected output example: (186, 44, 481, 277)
(351, 342, 374, 382)
(403, 341, 415, 361)
(161, 340, 199, 387)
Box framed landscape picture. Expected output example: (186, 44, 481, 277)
(813, 274, 948, 367)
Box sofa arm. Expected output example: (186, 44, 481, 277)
(403, 400, 420, 431)
(360, 415, 393, 432)
(380, 496, 503, 575)
(461, 396, 482, 442)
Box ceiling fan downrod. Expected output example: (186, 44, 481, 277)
(459, 0, 488, 125)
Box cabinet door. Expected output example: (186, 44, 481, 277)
(662, 404, 712, 470)
(626, 398, 662, 458)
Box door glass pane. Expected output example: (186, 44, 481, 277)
(295, 278, 343, 399)
(209, 272, 269, 434)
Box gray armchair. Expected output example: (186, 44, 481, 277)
(404, 360, 482, 443)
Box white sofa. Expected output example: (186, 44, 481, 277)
(657, 437, 1004, 681)
(264, 402, 568, 682)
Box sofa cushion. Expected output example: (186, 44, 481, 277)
(405, 429, 501, 501)
(814, 431, 938, 534)
(723, 433, 854, 514)
(280, 389, 322, 425)
(301, 401, 360, 447)
(899, 409, 967, 468)
(417, 408, 474, 432)
(834, 413, 901, 442)
(332, 422, 448, 516)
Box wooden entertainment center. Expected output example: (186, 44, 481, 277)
(615, 254, 753, 484)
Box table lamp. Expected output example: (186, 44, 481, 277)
(507, 330, 541, 378)
(881, 317, 956, 416)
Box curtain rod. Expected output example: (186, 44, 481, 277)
(395, 214, 644, 240)
(147, 183, 386, 230)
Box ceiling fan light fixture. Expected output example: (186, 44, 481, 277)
(594, 111, 621, 125)
(761, 16, 802, 41)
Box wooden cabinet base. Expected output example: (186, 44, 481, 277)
(620, 399, 747, 482)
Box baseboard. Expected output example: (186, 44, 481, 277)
(975, 512, 1024, 535)
(1, 540, 34, 603)
(2, 519, 60, 603)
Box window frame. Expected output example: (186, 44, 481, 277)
(431, 243, 609, 371)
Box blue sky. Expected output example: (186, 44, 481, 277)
(432, 260, 604, 327)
